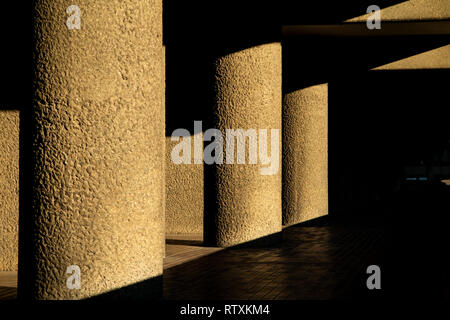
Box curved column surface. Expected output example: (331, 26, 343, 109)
(283, 84, 328, 226)
(0, 110, 19, 271)
(205, 43, 282, 247)
(24, 0, 164, 299)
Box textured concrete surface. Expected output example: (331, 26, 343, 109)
(25, 0, 164, 299)
(283, 84, 328, 226)
(205, 43, 282, 247)
(0, 111, 19, 271)
(346, 0, 450, 22)
(162, 46, 166, 254)
(374, 44, 450, 70)
(165, 134, 204, 234)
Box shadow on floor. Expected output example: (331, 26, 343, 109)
(0, 287, 17, 301)
(163, 216, 388, 300)
(85, 276, 163, 301)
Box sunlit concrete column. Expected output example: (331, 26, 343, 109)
(162, 45, 166, 257)
(283, 84, 328, 226)
(0, 110, 19, 271)
(21, 0, 164, 299)
(204, 43, 282, 247)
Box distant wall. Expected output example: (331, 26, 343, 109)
(0, 110, 19, 271)
(165, 134, 204, 235)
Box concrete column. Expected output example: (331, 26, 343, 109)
(204, 43, 282, 247)
(0, 110, 19, 271)
(21, 0, 164, 299)
(162, 45, 166, 257)
(283, 84, 328, 226)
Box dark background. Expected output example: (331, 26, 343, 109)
(0, 0, 448, 300)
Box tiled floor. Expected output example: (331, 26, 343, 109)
(0, 220, 388, 300)
(165, 233, 222, 270)
(0, 271, 17, 301)
(164, 223, 387, 300)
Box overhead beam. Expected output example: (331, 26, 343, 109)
(283, 21, 450, 37)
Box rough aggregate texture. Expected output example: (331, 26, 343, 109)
(162, 46, 166, 253)
(283, 84, 328, 226)
(165, 135, 204, 234)
(0, 111, 19, 271)
(206, 43, 282, 247)
(26, 0, 164, 299)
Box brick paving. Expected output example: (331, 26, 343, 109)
(0, 271, 17, 301)
(164, 220, 387, 300)
(0, 218, 389, 300)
